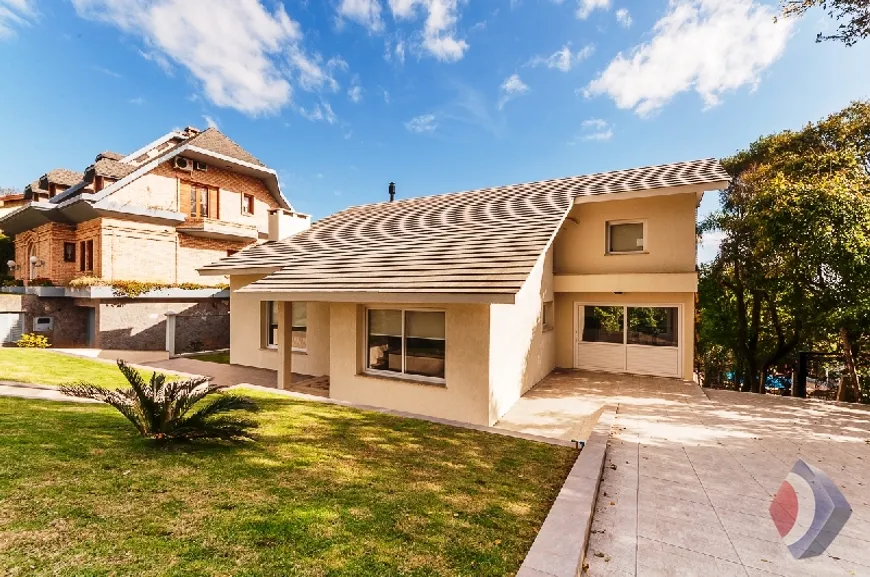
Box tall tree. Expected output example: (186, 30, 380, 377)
(781, 0, 870, 45)
(702, 101, 870, 395)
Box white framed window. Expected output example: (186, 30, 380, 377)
(241, 193, 255, 216)
(291, 302, 307, 352)
(542, 301, 555, 331)
(262, 301, 278, 349)
(262, 301, 307, 351)
(365, 308, 446, 384)
(607, 221, 646, 254)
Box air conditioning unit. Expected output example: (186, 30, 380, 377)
(174, 157, 192, 171)
(193, 160, 208, 172)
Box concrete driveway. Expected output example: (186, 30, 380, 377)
(499, 371, 870, 577)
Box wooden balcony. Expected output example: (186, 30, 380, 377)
(177, 217, 259, 241)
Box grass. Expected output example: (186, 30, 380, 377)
(0, 348, 175, 388)
(0, 393, 577, 577)
(188, 350, 230, 364)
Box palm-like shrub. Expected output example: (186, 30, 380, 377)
(61, 361, 259, 442)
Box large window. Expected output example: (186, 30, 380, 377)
(262, 301, 307, 351)
(79, 239, 94, 272)
(263, 301, 279, 348)
(582, 306, 625, 344)
(607, 221, 645, 254)
(182, 182, 217, 219)
(367, 309, 445, 382)
(581, 305, 679, 347)
(291, 303, 307, 352)
(628, 307, 678, 347)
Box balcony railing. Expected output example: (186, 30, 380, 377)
(177, 217, 259, 241)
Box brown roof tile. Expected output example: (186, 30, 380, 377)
(186, 128, 265, 166)
(96, 151, 125, 161)
(92, 157, 136, 180)
(44, 168, 84, 187)
(203, 158, 730, 296)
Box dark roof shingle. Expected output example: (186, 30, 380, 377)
(186, 128, 265, 166)
(202, 158, 730, 296)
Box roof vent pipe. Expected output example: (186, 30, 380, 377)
(388, 182, 396, 202)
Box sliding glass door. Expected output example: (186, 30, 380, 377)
(575, 304, 681, 378)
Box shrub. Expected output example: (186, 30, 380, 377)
(29, 278, 54, 287)
(16, 333, 50, 348)
(68, 276, 107, 288)
(60, 361, 260, 443)
(1, 277, 23, 288)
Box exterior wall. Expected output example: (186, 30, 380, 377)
(108, 172, 178, 211)
(227, 274, 328, 376)
(97, 299, 229, 351)
(554, 193, 698, 275)
(554, 291, 695, 379)
(328, 301, 493, 426)
(153, 162, 276, 234)
(101, 219, 176, 282)
(13, 222, 92, 284)
(176, 235, 248, 284)
(488, 247, 556, 424)
(0, 294, 90, 347)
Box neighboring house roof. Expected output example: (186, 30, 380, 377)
(185, 128, 265, 166)
(1, 126, 289, 235)
(90, 157, 137, 180)
(200, 158, 731, 300)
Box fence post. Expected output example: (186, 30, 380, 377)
(795, 352, 808, 398)
(165, 311, 177, 358)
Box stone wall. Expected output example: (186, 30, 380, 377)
(98, 299, 229, 351)
(21, 295, 90, 348)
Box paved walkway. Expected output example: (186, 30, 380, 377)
(531, 374, 870, 577)
(0, 382, 97, 403)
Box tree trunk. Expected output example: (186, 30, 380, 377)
(838, 328, 860, 403)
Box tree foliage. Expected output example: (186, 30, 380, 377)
(700, 101, 870, 398)
(781, 0, 870, 46)
(61, 361, 260, 442)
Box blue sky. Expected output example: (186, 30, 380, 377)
(1, 0, 869, 262)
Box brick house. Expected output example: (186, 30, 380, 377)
(0, 127, 307, 351)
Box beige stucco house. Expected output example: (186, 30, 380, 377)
(200, 159, 730, 426)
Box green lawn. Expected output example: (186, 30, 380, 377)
(0, 348, 174, 388)
(188, 350, 230, 364)
(0, 393, 577, 577)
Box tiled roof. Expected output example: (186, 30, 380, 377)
(92, 157, 136, 180)
(186, 128, 265, 166)
(96, 151, 125, 161)
(203, 158, 730, 296)
(45, 168, 84, 187)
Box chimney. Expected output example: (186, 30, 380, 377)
(268, 208, 311, 242)
(388, 182, 396, 202)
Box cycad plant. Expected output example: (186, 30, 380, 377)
(61, 361, 259, 442)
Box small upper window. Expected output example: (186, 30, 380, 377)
(63, 242, 76, 263)
(607, 222, 645, 254)
(242, 193, 255, 215)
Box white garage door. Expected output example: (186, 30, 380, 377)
(574, 304, 681, 379)
(0, 312, 24, 344)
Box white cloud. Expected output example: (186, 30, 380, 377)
(615, 7, 632, 27)
(348, 82, 363, 103)
(497, 73, 530, 109)
(71, 0, 303, 115)
(299, 101, 338, 124)
(569, 118, 614, 143)
(585, 0, 793, 117)
(387, 0, 469, 62)
(288, 47, 340, 92)
(526, 43, 594, 72)
(138, 48, 173, 75)
(382, 87, 391, 104)
(577, 0, 610, 19)
(128, 96, 146, 105)
(337, 0, 383, 32)
(0, 0, 36, 39)
(91, 65, 122, 78)
(203, 115, 219, 129)
(405, 113, 437, 133)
